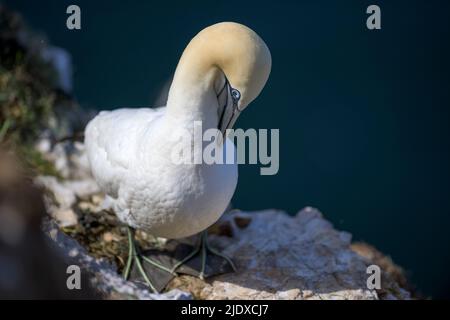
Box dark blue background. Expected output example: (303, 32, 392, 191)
(4, 0, 450, 298)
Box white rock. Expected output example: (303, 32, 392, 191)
(35, 174, 100, 227)
(64, 180, 100, 199)
(36, 176, 76, 209)
(52, 208, 78, 227)
(176, 208, 410, 300)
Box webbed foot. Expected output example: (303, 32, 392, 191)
(170, 230, 236, 280)
(123, 227, 173, 293)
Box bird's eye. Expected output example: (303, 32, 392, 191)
(231, 89, 241, 101)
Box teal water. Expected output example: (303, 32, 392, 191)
(5, 0, 450, 298)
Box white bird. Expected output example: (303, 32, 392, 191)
(84, 22, 271, 291)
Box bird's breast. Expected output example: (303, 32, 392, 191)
(122, 140, 238, 239)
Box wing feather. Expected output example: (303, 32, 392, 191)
(84, 107, 164, 197)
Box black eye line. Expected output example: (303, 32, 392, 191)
(216, 78, 228, 99)
(223, 97, 241, 132)
(217, 77, 241, 132)
(217, 79, 229, 130)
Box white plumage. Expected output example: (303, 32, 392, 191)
(85, 107, 237, 238)
(84, 22, 271, 240)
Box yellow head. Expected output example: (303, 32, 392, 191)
(193, 22, 272, 110)
(168, 22, 272, 133)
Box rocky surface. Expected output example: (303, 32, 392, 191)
(168, 208, 411, 300)
(33, 137, 412, 300)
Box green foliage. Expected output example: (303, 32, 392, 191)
(15, 144, 61, 178)
(0, 5, 60, 176)
(0, 65, 56, 144)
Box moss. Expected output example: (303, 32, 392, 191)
(0, 65, 56, 144)
(0, 6, 64, 177)
(0, 61, 59, 177)
(16, 144, 61, 178)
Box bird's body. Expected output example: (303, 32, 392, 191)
(85, 106, 237, 238)
(85, 23, 271, 285)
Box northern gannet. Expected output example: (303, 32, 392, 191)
(84, 22, 271, 292)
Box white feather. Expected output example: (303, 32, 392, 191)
(85, 106, 237, 238)
(84, 22, 271, 239)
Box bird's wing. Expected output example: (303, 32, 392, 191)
(84, 107, 165, 198)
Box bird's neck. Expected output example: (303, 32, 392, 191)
(166, 51, 226, 131)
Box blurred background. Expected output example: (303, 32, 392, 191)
(2, 0, 450, 298)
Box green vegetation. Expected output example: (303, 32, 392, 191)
(0, 64, 56, 143)
(0, 5, 59, 176)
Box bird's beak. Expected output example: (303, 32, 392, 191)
(218, 83, 242, 138)
(219, 103, 241, 138)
